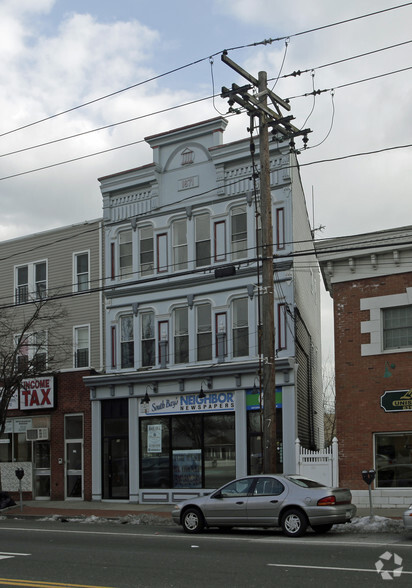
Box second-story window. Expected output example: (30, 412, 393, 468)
(232, 298, 249, 357)
(16, 261, 47, 304)
(141, 312, 155, 367)
(174, 307, 188, 363)
(173, 219, 188, 271)
(74, 252, 89, 292)
(74, 326, 89, 368)
(140, 226, 154, 276)
(119, 230, 132, 279)
(195, 214, 211, 267)
(197, 303, 212, 361)
(231, 205, 247, 260)
(120, 315, 134, 369)
(15, 331, 47, 372)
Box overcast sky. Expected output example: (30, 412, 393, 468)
(1, 0, 411, 367)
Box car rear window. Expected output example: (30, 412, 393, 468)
(286, 476, 326, 488)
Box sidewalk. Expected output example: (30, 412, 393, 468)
(0, 500, 404, 521)
(1, 500, 174, 521)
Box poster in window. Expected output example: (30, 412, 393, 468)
(147, 424, 162, 453)
(173, 449, 202, 488)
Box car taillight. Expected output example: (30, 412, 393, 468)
(317, 495, 336, 506)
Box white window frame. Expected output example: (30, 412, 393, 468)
(73, 251, 90, 293)
(361, 287, 412, 356)
(15, 330, 48, 372)
(15, 260, 47, 304)
(73, 325, 90, 369)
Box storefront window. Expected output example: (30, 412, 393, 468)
(204, 414, 235, 488)
(140, 418, 170, 489)
(375, 433, 412, 488)
(139, 413, 235, 489)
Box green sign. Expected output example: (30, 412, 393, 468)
(381, 389, 412, 412)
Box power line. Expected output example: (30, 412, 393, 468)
(1, 2, 410, 141)
(280, 39, 412, 80)
(286, 65, 412, 100)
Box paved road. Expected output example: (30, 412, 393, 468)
(0, 519, 412, 587)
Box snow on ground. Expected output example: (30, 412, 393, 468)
(32, 514, 408, 533)
(0, 513, 407, 533)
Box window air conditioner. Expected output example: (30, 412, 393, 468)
(26, 428, 49, 441)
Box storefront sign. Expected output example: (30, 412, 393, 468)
(381, 389, 412, 412)
(173, 449, 202, 488)
(246, 386, 283, 410)
(20, 377, 55, 410)
(4, 418, 32, 434)
(140, 391, 235, 416)
(147, 424, 162, 453)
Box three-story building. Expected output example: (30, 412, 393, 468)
(0, 219, 103, 500)
(85, 117, 322, 504)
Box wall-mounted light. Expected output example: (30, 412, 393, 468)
(199, 377, 212, 399)
(128, 383, 134, 396)
(141, 382, 158, 404)
(110, 385, 115, 397)
(235, 374, 241, 388)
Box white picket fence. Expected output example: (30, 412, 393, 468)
(295, 437, 339, 487)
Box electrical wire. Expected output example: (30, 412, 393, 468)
(280, 38, 412, 80)
(1, 2, 410, 141)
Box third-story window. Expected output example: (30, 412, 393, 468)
(195, 214, 211, 267)
(74, 253, 89, 292)
(173, 219, 188, 271)
(232, 298, 249, 357)
(120, 315, 134, 369)
(74, 326, 89, 368)
(141, 312, 155, 367)
(231, 205, 247, 260)
(383, 306, 412, 349)
(140, 226, 154, 276)
(174, 307, 188, 364)
(15, 262, 47, 304)
(119, 230, 132, 279)
(197, 303, 212, 361)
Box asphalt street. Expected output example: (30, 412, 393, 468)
(1, 519, 412, 587)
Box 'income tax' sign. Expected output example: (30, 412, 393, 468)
(20, 377, 54, 410)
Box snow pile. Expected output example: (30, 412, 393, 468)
(333, 515, 404, 533)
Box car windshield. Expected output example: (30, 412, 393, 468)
(286, 475, 326, 488)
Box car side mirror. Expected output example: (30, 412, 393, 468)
(212, 491, 222, 499)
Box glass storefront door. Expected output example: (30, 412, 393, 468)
(33, 441, 50, 499)
(103, 437, 129, 499)
(65, 415, 83, 499)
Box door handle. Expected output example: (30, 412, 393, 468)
(236, 501, 244, 505)
(270, 500, 278, 503)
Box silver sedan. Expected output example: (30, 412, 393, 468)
(403, 505, 412, 530)
(172, 474, 356, 537)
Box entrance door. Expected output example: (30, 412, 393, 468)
(65, 415, 83, 499)
(66, 441, 83, 498)
(33, 441, 51, 499)
(103, 437, 129, 499)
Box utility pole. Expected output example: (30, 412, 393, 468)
(221, 52, 311, 474)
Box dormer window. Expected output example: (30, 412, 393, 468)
(181, 148, 194, 166)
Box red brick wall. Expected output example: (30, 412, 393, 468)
(333, 273, 412, 489)
(6, 370, 92, 500)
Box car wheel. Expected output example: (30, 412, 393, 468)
(311, 523, 333, 534)
(281, 509, 308, 537)
(182, 508, 205, 534)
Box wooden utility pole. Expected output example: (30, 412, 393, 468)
(258, 71, 277, 474)
(221, 52, 311, 474)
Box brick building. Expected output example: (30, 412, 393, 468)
(316, 226, 412, 508)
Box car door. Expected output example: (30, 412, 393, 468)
(203, 478, 254, 525)
(246, 476, 288, 525)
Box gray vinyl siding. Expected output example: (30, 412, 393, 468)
(0, 219, 103, 371)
